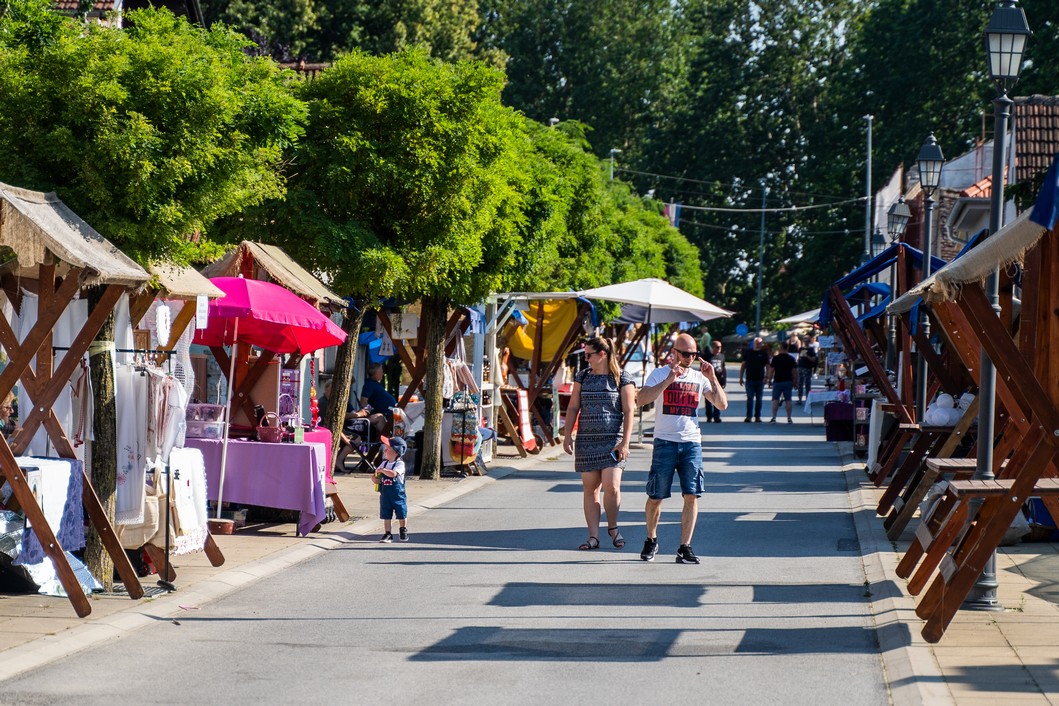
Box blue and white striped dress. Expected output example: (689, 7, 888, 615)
(573, 369, 634, 472)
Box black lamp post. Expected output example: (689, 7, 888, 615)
(885, 198, 912, 371)
(915, 135, 944, 422)
(966, 0, 1031, 612)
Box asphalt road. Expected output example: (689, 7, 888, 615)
(2, 414, 889, 705)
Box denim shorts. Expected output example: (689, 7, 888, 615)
(772, 381, 794, 402)
(380, 492, 408, 520)
(646, 439, 704, 499)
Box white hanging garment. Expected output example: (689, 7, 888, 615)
(114, 363, 148, 525)
(168, 447, 208, 555)
(17, 290, 87, 460)
(112, 293, 134, 365)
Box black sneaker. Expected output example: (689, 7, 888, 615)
(640, 538, 658, 562)
(379, 532, 393, 543)
(676, 544, 700, 564)
(769, 417, 776, 423)
(743, 417, 751, 423)
(399, 527, 408, 542)
(755, 417, 763, 423)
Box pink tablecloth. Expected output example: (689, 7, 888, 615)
(184, 438, 326, 536)
(303, 428, 333, 482)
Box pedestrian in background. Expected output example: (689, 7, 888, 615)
(635, 332, 727, 564)
(767, 342, 798, 424)
(703, 339, 727, 423)
(562, 336, 635, 551)
(739, 337, 770, 422)
(796, 346, 818, 403)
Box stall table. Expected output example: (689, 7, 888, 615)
(184, 438, 326, 536)
(804, 389, 849, 420)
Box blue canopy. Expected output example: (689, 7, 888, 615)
(820, 243, 948, 325)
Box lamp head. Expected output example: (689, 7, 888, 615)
(917, 134, 945, 196)
(887, 196, 912, 240)
(985, 1, 1031, 91)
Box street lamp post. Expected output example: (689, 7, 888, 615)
(886, 198, 912, 372)
(915, 134, 944, 422)
(965, 0, 1031, 612)
(609, 148, 622, 180)
(755, 182, 768, 335)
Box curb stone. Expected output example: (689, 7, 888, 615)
(838, 442, 954, 705)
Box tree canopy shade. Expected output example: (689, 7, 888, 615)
(0, 1, 306, 264)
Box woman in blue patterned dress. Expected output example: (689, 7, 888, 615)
(562, 336, 636, 550)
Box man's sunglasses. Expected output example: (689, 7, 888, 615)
(673, 348, 699, 358)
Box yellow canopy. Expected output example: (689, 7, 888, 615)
(506, 299, 582, 360)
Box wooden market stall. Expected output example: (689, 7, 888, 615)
(486, 293, 594, 457)
(0, 182, 150, 616)
(200, 242, 351, 527)
(884, 203, 1059, 643)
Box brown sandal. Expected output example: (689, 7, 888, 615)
(579, 537, 600, 550)
(607, 527, 625, 549)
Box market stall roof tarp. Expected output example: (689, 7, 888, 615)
(818, 243, 945, 324)
(149, 264, 226, 300)
(889, 210, 1045, 313)
(777, 308, 821, 324)
(505, 298, 587, 360)
(578, 278, 733, 323)
(201, 241, 343, 309)
(0, 182, 148, 286)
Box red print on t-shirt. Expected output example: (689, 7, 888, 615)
(662, 381, 700, 417)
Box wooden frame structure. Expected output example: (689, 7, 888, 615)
(200, 242, 350, 524)
(0, 183, 152, 616)
(884, 209, 1059, 642)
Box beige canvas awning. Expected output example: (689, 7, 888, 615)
(888, 210, 1047, 314)
(201, 241, 342, 309)
(148, 264, 226, 300)
(0, 182, 148, 286)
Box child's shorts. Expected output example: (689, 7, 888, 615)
(380, 494, 408, 520)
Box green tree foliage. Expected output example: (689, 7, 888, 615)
(0, 0, 305, 587)
(477, 0, 686, 159)
(200, 0, 487, 63)
(0, 2, 306, 263)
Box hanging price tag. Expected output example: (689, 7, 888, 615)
(195, 294, 209, 329)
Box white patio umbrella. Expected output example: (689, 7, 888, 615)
(580, 278, 734, 324)
(777, 308, 821, 325)
(579, 278, 734, 442)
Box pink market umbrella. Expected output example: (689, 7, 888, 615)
(193, 277, 346, 354)
(193, 277, 346, 521)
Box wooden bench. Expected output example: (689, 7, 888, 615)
(897, 466, 1054, 597)
(883, 456, 979, 541)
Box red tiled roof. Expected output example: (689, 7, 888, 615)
(1014, 95, 1059, 183)
(960, 174, 993, 199)
(53, 1, 118, 13)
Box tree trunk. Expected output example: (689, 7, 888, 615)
(419, 295, 448, 480)
(85, 286, 116, 591)
(324, 304, 364, 468)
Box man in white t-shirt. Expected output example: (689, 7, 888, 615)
(635, 333, 727, 564)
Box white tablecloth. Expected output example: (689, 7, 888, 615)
(804, 389, 849, 414)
